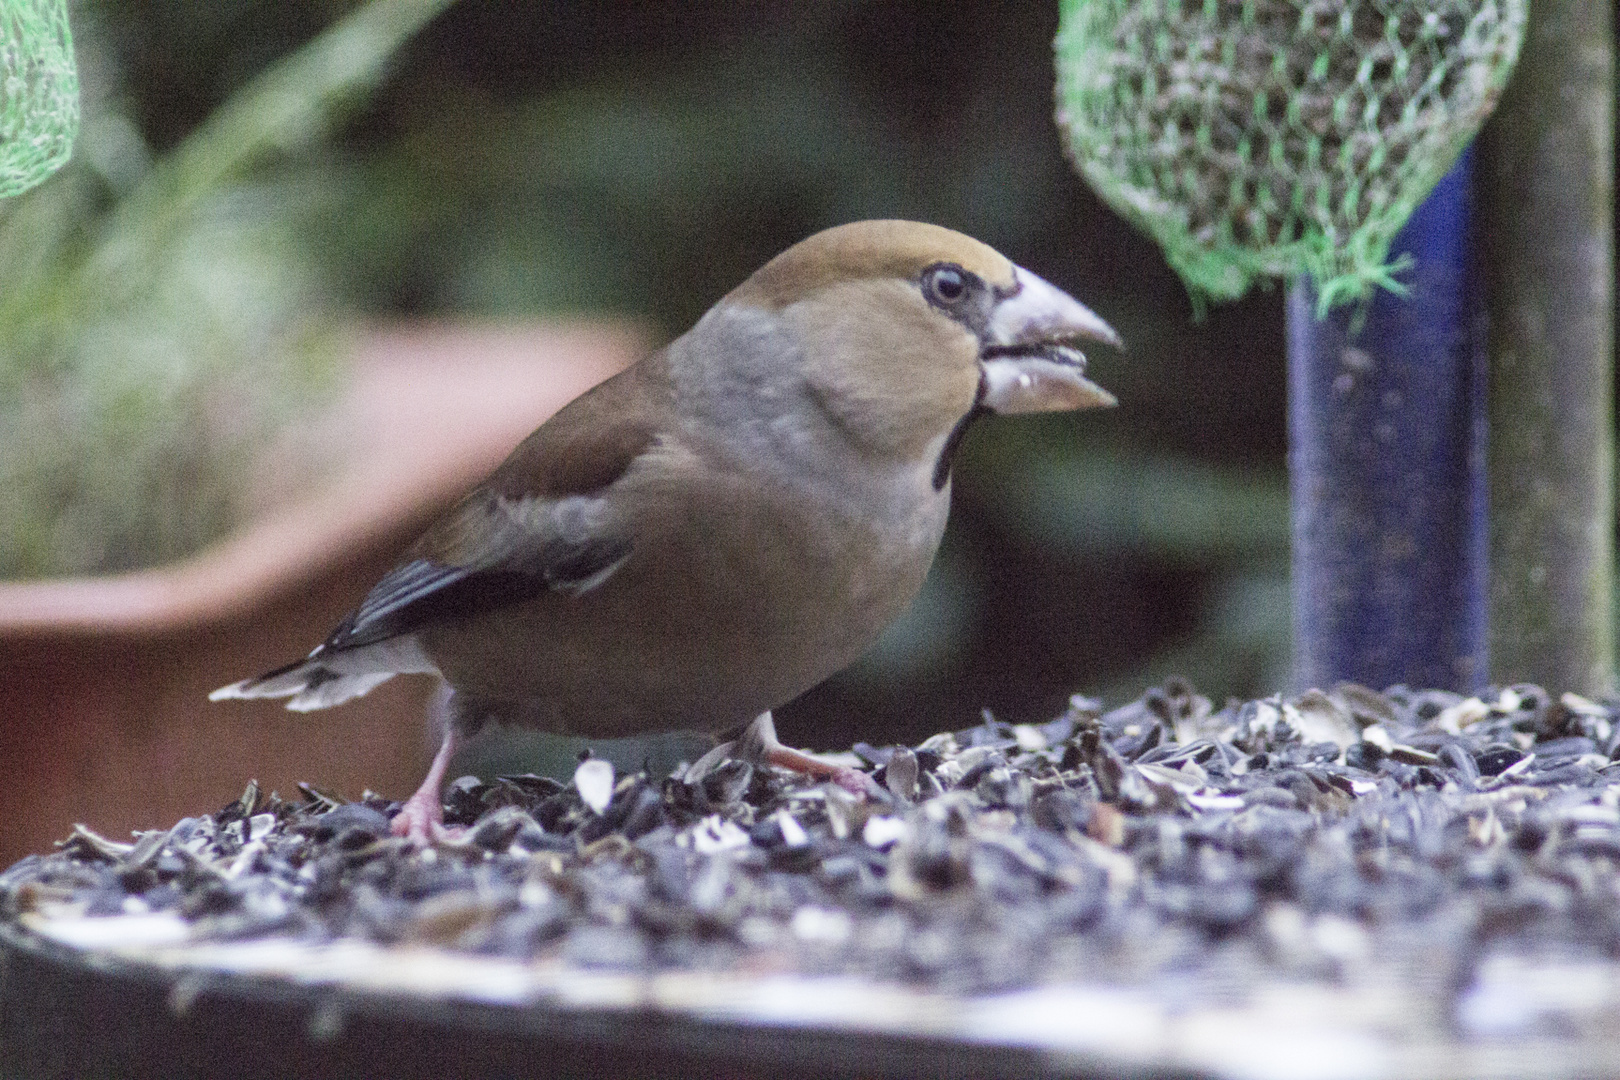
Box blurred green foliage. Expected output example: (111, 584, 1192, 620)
(0, 0, 449, 576)
(8, 1, 1295, 756)
(0, 0, 79, 197)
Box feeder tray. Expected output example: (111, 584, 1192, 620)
(7, 680, 1620, 1079)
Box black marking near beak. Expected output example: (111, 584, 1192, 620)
(933, 373, 990, 491)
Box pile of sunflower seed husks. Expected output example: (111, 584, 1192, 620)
(9, 679, 1620, 1010)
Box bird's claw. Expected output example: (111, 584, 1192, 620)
(389, 791, 449, 845)
(828, 764, 887, 801)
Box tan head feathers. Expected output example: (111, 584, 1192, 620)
(728, 220, 1018, 308)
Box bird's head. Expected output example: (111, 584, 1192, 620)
(712, 220, 1119, 474)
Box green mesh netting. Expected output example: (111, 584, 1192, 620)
(0, 0, 76, 199)
(1055, 0, 1525, 312)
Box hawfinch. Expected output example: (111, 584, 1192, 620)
(213, 220, 1120, 840)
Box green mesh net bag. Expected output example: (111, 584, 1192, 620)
(1055, 0, 1525, 312)
(0, 0, 76, 199)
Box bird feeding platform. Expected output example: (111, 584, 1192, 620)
(9, 679, 1620, 1080)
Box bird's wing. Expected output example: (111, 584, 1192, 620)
(321, 505, 636, 651)
(321, 354, 668, 652)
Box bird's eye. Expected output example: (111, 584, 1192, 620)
(923, 264, 970, 306)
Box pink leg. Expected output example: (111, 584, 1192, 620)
(390, 722, 460, 843)
(739, 712, 884, 799)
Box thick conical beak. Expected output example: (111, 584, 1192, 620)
(979, 265, 1120, 414)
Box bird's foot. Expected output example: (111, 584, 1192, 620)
(733, 711, 886, 800)
(390, 711, 465, 845)
(389, 790, 447, 844)
(822, 762, 887, 800)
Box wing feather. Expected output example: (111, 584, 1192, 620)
(283, 351, 666, 662)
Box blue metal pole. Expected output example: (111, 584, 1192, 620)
(1286, 150, 1487, 693)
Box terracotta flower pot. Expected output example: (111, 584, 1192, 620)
(0, 321, 647, 865)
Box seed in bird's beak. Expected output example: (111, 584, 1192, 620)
(977, 265, 1119, 414)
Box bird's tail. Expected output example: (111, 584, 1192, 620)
(209, 655, 395, 712)
(215, 637, 443, 712)
(209, 638, 436, 712)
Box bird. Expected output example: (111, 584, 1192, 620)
(212, 220, 1120, 841)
